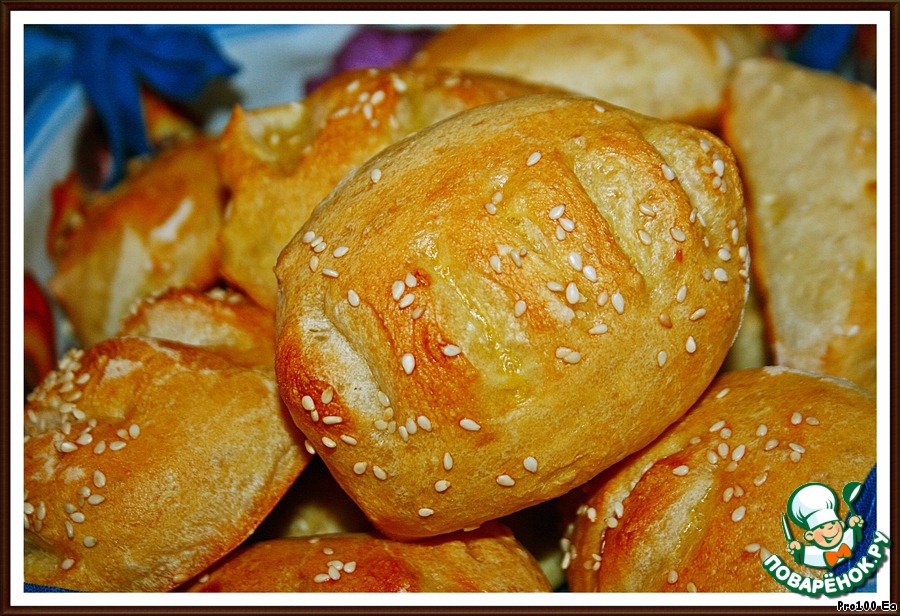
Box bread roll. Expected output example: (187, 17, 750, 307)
(566, 367, 876, 592)
(118, 287, 275, 371)
(218, 66, 560, 312)
(49, 136, 224, 346)
(275, 93, 748, 539)
(411, 24, 767, 128)
(722, 58, 877, 391)
(23, 336, 310, 591)
(183, 523, 551, 592)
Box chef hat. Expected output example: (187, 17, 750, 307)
(788, 483, 840, 530)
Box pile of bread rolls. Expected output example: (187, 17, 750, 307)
(24, 24, 877, 594)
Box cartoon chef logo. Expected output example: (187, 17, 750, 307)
(784, 482, 863, 569)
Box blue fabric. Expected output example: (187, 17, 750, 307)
(25, 25, 237, 187)
(832, 465, 878, 592)
(790, 24, 857, 71)
(25, 582, 77, 592)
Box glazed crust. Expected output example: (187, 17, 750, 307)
(566, 367, 875, 592)
(183, 523, 551, 592)
(411, 24, 766, 128)
(49, 136, 225, 346)
(217, 66, 560, 312)
(722, 58, 877, 392)
(275, 93, 748, 539)
(23, 337, 311, 592)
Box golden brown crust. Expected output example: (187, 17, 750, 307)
(566, 367, 875, 592)
(49, 136, 225, 346)
(183, 523, 551, 592)
(411, 24, 767, 128)
(275, 93, 748, 539)
(218, 66, 561, 312)
(722, 58, 877, 392)
(118, 287, 276, 371)
(23, 337, 311, 591)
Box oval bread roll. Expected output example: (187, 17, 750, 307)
(183, 523, 551, 592)
(49, 136, 224, 346)
(219, 66, 561, 312)
(23, 337, 310, 591)
(275, 93, 749, 539)
(411, 24, 767, 128)
(566, 367, 876, 592)
(722, 58, 877, 392)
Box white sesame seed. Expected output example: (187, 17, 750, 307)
(93, 470, 106, 488)
(589, 323, 608, 335)
(301, 396, 315, 411)
(547, 281, 565, 292)
(657, 351, 667, 367)
(713, 268, 729, 282)
(709, 420, 725, 432)
(581, 267, 597, 284)
(713, 159, 725, 177)
(790, 451, 802, 463)
(559, 217, 575, 232)
(732, 444, 746, 461)
(671, 228, 686, 242)
(353, 462, 367, 475)
(485, 202, 497, 215)
(64, 503, 76, 514)
(372, 465, 387, 480)
(754, 472, 768, 486)
(116, 428, 129, 440)
(328, 566, 341, 580)
(401, 353, 415, 374)
(442, 453, 453, 471)
(398, 293, 415, 308)
(685, 336, 697, 354)
(565, 282, 580, 305)
(586, 507, 597, 522)
(567, 252, 583, 271)
(597, 290, 609, 306)
(791, 412, 803, 425)
(87, 494, 104, 505)
(59, 442, 77, 453)
(321, 388, 334, 404)
(667, 569, 678, 584)
(514, 300, 527, 317)
(699, 138, 711, 153)
(718, 443, 730, 458)
(418, 507, 435, 517)
(344, 561, 357, 573)
(70, 512, 85, 523)
(789, 443, 806, 453)
(61, 559, 75, 570)
(398, 426, 409, 442)
(442, 345, 461, 357)
(377, 392, 390, 407)
(690, 308, 707, 321)
(526, 151, 542, 166)
(391, 280, 405, 301)
(661, 164, 675, 181)
(459, 418, 480, 431)
(732, 506, 746, 522)
(720, 428, 732, 439)
(638, 229, 652, 245)
(416, 416, 432, 432)
(370, 168, 382, 183)
(314, 573, 330, 583)
(322, 268, 339, 278)
(611, 292, 625, 314)
(765, 439, 779, 451)
(606, 517, 618, 529)
(75, 433, 92, 446)
(718, 248, 732, 261)
(309, 255, 319, 272)
(756, 424, 768, 437)
(549, 205, 565, 220)
(707, 451, 719, 464)
(593, 103, 606, 113)
(672, 465, 689, 476)
(322, 416, 343, 425)
(83, 536, 97, 548)
(489, 255, 502, 273)
(639, 203, 656, 217)
(564, 351, 582, 364)
(496, 475, 515, 487)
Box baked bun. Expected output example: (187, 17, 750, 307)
(411, 24, 767, 128)
(722, 58, 877, 391)
(23, 337, 311, 591)
(275, 93, 749, 539)
(49, 136, 225, 346)
(183, 523, 551, 592)
(118, 287, 275, 371)
(218, 66, 560, 312)
(565, 367, 875, 592)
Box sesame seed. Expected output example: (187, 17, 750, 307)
(563, 351, 582, 364)
(314, 573, 330, 583)
(567, 252, 583, 271)
(657, 351, 667, 367)
(459, 418, 480, 431)
(670, 228, 686, 242)
(322, 416, 342, 425)
(83, 536, 97, 548)
(391, 280, 405, 301)
(611, 293, 625, 314)
(328, 566, 341, 580)
(434, 479, 451, 493)
(707, 451, 719, 464)
(754, 472, 768, 486)
(699, 138, 711, 153)
(555, 225, 566, 240)
(321, 437, 337, 448)
(565, 282, 580, 305)
(638, 229, 652, 245)
(523, 457, 538, 473)
(514, 300, 527, 317)
(403, 273, 417, 289)
(443, 453, 453, 471)
(582, 265, 597, 282)
(716, 388, 731, 399)
(488, 255, 502, 274)
(116, 428, 129, 440)
(597, 290, 609, 306)
(689, 308, 707, 321)
(418, 507, 435, 517)
(64, 502, 76, 514)
(75, 433, 92, 446)
(398, 426, 409, 441)
(93, 470, 106, 488)
(714, 268, 729, 282)
(377, 391, 390, 407)
(442, 345, 461, 357)
(353, 462, 367, 475)
(756, 424, 768, 437)
(745, 543, 760, 553)
(672, 465, 689, 476)
(667, 570, 678, 584)
(589, 323, 608, 335)
(308, 256, 319, 272)
(639, 203, 656, 217)
(718, 443, 730, 458)
(398, 293, 415, 308)
(606, 517, 618, 528)
(676, 285, 687, 303)
(720, 428, 732, 439)
(61, 559, 75, 570)
(301, 396, 315, 411)
(709, 420, 725, 432)
(732, 506, 746, 522)
(344, 561, 357, 573)
(59, 442, 77, 453)
(791, 412, 803, 425)
(371, 90, 385, 105)
(87, 494, 104, 505)
(806, 417, 820, 426)
(485, 202, 497, 215)
(559, 217, 575, 232)
(370, 168, 382, 183)
(586, 507, 597, 522)
(718, 248, 732, 261)
(496, 474, 515, 487)
(373, 466, 387, 480)
(549, 205, 565, 220)
(765, 439, 779, 451)
(127, 424, 140, 439)
(686, 336, 697, 353)
(526, 151, 542, 166)
(661, 164, 675, 181)
(70, 512, 85, 523)
(732, 444, 746, 461)
(401, 353, 415, 374)
(789, 443, 806, 453)
(547, 281, 565, 292)
(593, 103, 606, 113)
(713, 159, 725, 177)
(322, 387, 334, 404)
(322, 268, 338, 278)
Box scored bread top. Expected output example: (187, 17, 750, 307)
(275, 93, 748, 539)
